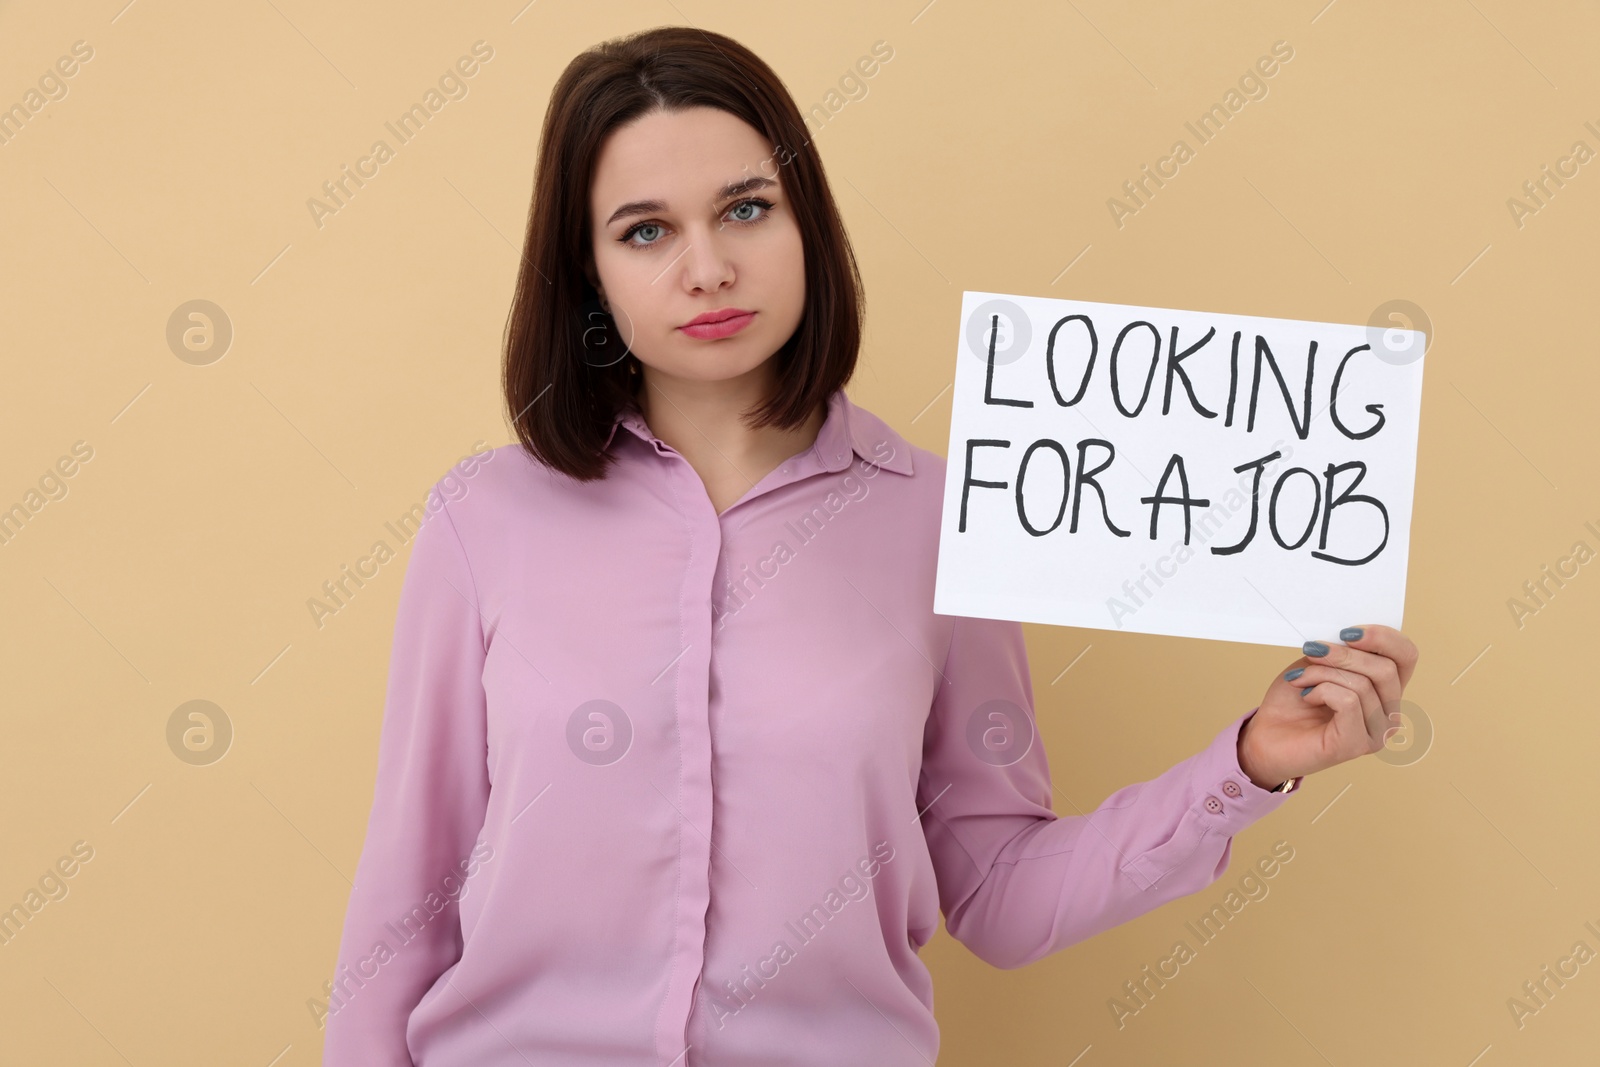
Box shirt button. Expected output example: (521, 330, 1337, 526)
(1204, 795, 1225, 814)
(1221, 780, 1243, 798)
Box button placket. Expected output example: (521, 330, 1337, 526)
(651, 463, 723, 1062)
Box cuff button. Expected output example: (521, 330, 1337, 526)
(1204, 795, 1225, 814)
(1221, 780, 1243, 798)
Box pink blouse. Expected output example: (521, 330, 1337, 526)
(321, 386, 1297, 1065)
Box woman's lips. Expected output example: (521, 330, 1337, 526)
(678, 311, 755, 340)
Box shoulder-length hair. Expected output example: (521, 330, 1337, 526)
(502, 25, 865, 481)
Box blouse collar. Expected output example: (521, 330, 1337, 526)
(603, 388, 914, 476)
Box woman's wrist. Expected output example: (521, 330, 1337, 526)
(1237, 711, 1286, 791)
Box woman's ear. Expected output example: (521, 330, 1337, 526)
(583, 260, 611, 313)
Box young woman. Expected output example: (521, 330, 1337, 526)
(323, 26, 1419, 1066)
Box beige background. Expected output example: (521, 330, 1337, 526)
(2, 0, 1596, 1063)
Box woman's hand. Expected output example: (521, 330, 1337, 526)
(1237, 624, 1421, 790)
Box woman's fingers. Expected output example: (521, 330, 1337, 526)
(1272, 625, 1418, 769)
(1293, 668, 1395, 752)
(1299, 641, 1404, 707)
(1313, 624, 1419, 689)
(1297, 681, 1375, 757)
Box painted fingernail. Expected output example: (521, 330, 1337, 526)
(1303, 640, 1329, 657)
(1301, 686, 1314, 697)
(1340, 626, 1364, 641)
(1285, 667, 1304, 681)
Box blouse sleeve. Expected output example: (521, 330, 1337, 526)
(322, 489, 491, 1065)
(916, 614, 1297, 970)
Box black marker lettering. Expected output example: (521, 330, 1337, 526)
(1139, 453, 1212, 544)
(1267, 467, 1321, 550)
(1071, 438, 1130, 537)
(1313, 460, 1389, 565)
(1329, 343, 1387, 441)
(1162, 325, 1219, 418)
(959, 439, 1010, 532)
(1015, 439, 1070, 536)
(1110, 320, 1161, 418)
(1225, 329, 1242, 427)
(1211, 450, 1282, 555)
(1248, 335, 1316, 440)
(1046, 314, 1097, 407)
(983, 313, 1031, 408)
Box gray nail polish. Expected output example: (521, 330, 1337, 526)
(1285, 667, 1304, 681)
(1340, 627, 1364, 641)
(1301, 686, 1314, 697)
(1303, 640, 1329, 657)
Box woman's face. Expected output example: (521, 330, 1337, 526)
(587, 106, 806, 387)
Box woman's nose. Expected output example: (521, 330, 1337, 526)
(679, 225, 736, 292)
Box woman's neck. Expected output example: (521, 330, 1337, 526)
(636, 368, 827, 512)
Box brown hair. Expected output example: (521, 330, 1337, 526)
(501, 25, 865, 481)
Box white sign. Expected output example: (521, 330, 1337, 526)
(933, 292, 1426, 647)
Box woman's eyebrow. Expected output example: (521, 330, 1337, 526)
(604, 175, 777, 227)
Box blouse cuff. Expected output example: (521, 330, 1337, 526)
(1190, 706, 1299, 834)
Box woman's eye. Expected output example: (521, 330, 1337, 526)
(623, 223, 664, 247)
(620, 198, 772, 250)
(727, 197, 774, 225)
